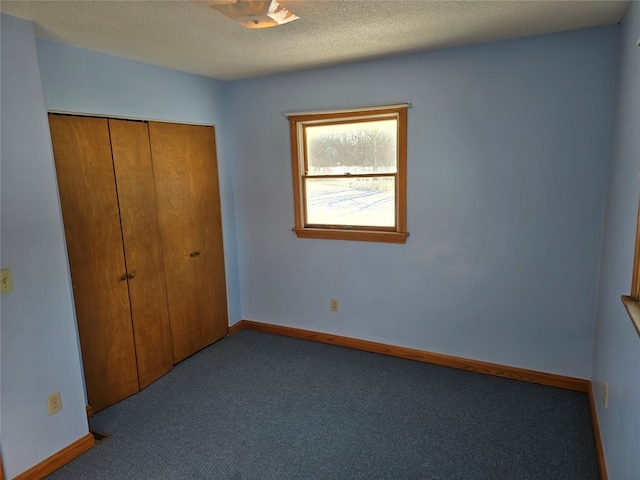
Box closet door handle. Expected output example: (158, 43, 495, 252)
(190, 251, 197, 257)
(119, 273, 128, 281)
(128, 272, 136, 279)
(195, 251, 201, 256)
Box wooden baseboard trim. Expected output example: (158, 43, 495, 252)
(14, 433, 94, 480)
(231, 319, 590, 392)
(227, 321, 244, 336)
(588, 383, 608, 480)
(86, 405, 94, 419)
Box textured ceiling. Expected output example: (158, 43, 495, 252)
(0, 0, 630, 81)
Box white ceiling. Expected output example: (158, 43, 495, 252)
(0, 0, 630, 81)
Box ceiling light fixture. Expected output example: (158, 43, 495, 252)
(210, 0, 299, 29)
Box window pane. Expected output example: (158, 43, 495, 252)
(306, 119, 397, 175)
(305, 176, 395, 227)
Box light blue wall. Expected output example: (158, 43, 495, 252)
(592, 2, 640, 478)
(228, 27, 618, 379)
(0, 15, 89, 478)
(35, 40, 242, 326)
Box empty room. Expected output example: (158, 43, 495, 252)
(1, 1, 638, 479)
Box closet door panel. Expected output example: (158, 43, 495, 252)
(188, 126, 229, 343)
(49, 115, 139, 411)
(149, 122, 202, 363)
(109, 119, 174, 388)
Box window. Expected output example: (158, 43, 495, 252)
(288, 105, 408, 243)
(621, 198, 640, 337)
(632, 200, 640, 301)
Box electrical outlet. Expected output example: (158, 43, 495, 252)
(47, 391, 63, 415)
(1, 268, 13, 293)
(330, 298, 339, 312)
(603, 383, 609, 408)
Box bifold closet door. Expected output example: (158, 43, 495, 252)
(187, 125, 228, 346)
(49, 115, 139, 411)
(108, 119, 174, 388)
(149, 122, 228, 363)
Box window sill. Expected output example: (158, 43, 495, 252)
(293, 227, 409, 244)
(620, 296, 640, 338)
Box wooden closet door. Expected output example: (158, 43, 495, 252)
(109, 119, 174, 388)
(149, 122, 202, 363)
(149, 122, 228, 363)
(187, 126, 229, 344)
(49, 115, 139, 412)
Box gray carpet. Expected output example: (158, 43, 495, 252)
(47, 330, 599, 479)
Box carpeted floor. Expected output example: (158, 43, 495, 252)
(47, 330, 599, 479)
